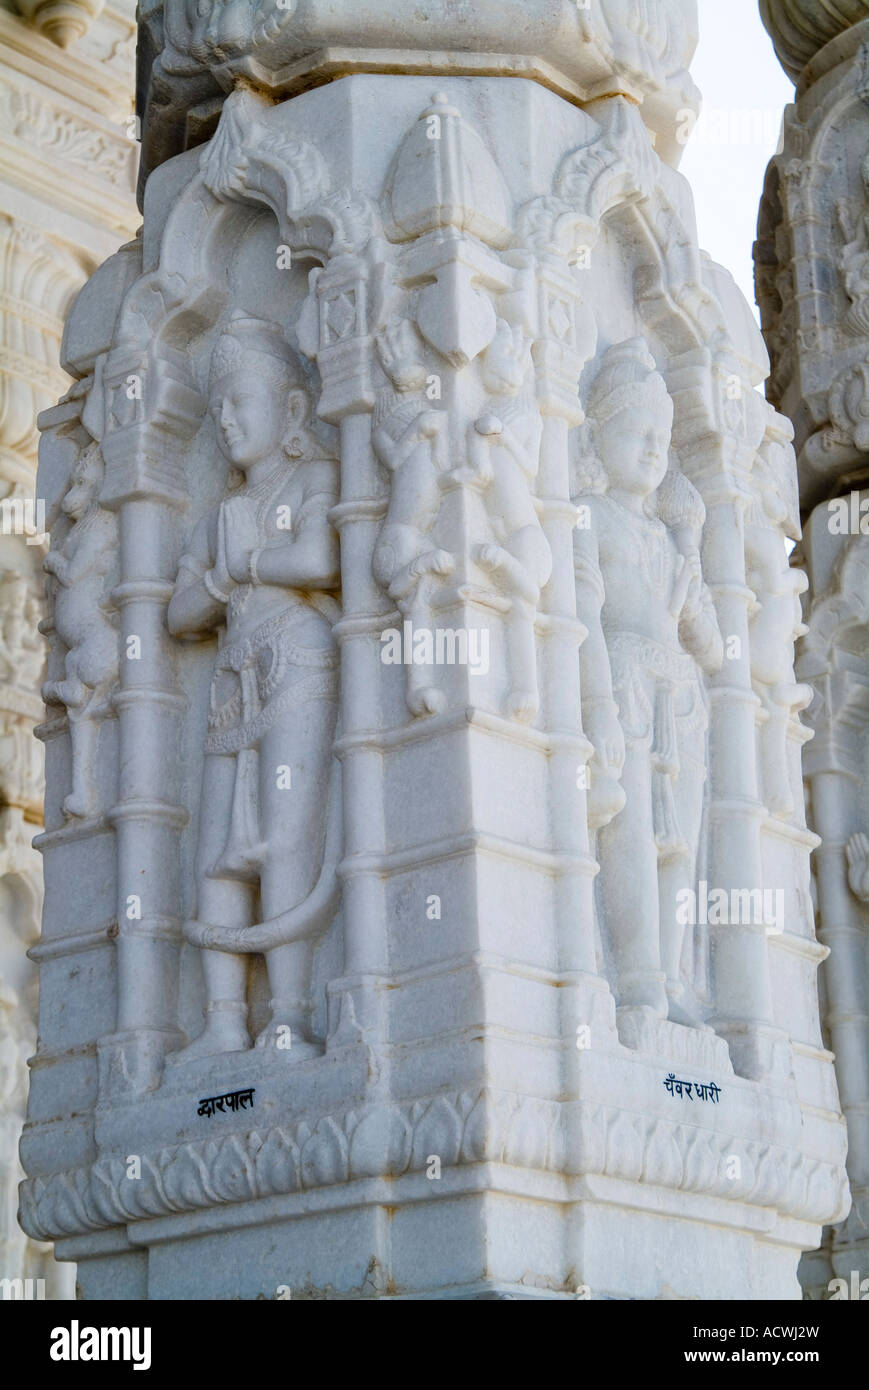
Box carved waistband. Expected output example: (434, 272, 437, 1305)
(608, 631, 698, 684)
(203, 669, 338, 755)
(221, 600, 337, 674)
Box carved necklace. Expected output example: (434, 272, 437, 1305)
(609, 498, 668, 593)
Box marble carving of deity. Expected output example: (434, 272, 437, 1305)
(42, 442, 119, 820)
(167, 314, 340, 1060)
(575, 338, 723, 1025)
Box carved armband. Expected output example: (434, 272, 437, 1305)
(296, 488, 337, 527)
(247, 548, 264, 586)
(678, 591, 723, 674)
(574, 553, 606, 608)
(204, 569, 232, 605)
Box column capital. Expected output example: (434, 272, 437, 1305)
(15, 0, 105, 50)
(136, 0, 700, 190)
(760, 0, 869, 84)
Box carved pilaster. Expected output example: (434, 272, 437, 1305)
(757, 0, 869, 1299)
(18, 5, 848, 1302)
(0, 0, 137, 1298)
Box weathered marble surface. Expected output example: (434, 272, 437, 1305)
(0, 0, 138, 1299)
(756, 0, 869, 1302)
(18, 2, 848, 1299)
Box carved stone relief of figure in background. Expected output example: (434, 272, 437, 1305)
(745, 430, 811, 819)
(468, 317, 551, 722)
(372, 317, 455, 718)
(574, 337, 723, 1026)
(0, 573, 43, 691)
(168, 313, 341, 1061)
(42, 441, 119, 819)
(838, 149, 869, 337)
(846, 831, 869, 902)
(372, 310, 551, 723)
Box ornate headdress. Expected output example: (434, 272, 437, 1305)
(209, 312, 301, 394)
(586, 336, 673, 427)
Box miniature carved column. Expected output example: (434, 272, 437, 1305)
(668, 351, 782, 1078)
(297, 196, 390, 1045)
(757, 0, 869, 1298)
(98, 336, 201, 1089)
(18, 1, 849, 1302)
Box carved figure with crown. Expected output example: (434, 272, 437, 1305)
(574, 338, 723, 1025)
(167, 314, 341, 1060)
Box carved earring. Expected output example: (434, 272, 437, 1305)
(284, 391, 310, 458)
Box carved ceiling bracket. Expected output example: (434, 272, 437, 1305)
(15, 0, 105, 50)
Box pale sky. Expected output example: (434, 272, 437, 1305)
(680, 0, 795, 322)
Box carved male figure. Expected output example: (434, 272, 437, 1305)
(469, 317, 551, 721)
(0, 573, 43, 690)
(838, 149, 869, 336)
(42, 441, 119, 819)
(371, 315, 457, 716)
(372, 393, 454, 717)
(575, 337, 722, 1024)
(168, 314, 340, 1058)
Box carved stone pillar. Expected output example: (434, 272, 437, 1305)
(0, 0, 137, 1297)
(756, 0, 869, 1299)
(19, 1, 847, 1301)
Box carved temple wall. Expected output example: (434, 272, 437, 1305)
(0, 0, 137, 1297)
(15, 0, 850, 1299)
(757, 0, 869, 1299)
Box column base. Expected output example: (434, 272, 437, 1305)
(64, 1179, 811, 1301)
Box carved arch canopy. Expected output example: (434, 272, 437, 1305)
(113, 87, 377, 357)
(98, 85, 763, 458)
(89, 87, 384, 505)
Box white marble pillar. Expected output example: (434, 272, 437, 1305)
(757, 0, 869, 1299)
(0, 0, 137, 1298)
(18, 0, 847, 1300)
